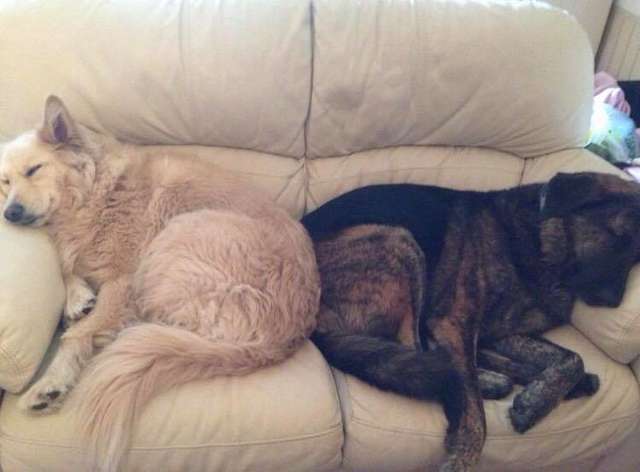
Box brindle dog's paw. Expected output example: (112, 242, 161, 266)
(565, 373, 600, 400)
(19, 377, 71, 415)
(438, 456, 473, 472)
(509, 385, 543, 433)
(509, 405, 535, 434)
(478, 368, 514, 400)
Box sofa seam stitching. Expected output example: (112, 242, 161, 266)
(518, 158, 527, 185)
(348, 408, 640, 439)
(310, 166, 523, 185)
(302, 0, 315, 157)
(0, 423, 344, 451)
(0, 344, 26, 385)
(613, 308, 640, 360)
(301, 0, 315, 213)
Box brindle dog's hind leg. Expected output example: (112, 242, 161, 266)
(312, 225, 464, 422)
(427, 221, 490, 471)
(429, 274, 488, 468)
(478, 348, 599, 400)
(430, 325, 485, 472)
(565, 373, 600, 399)
(486, 335, 595, 433)
(314, 224, 428, 348)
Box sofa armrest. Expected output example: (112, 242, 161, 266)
(631, 356, 640, 381)
(571, 265, 640, 364)
(0, 220, 65, 393)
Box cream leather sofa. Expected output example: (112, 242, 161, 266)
(0, 1, 639, 471)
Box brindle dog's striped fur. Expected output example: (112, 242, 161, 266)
(303, 173, 640, 472)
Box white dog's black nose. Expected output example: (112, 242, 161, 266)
(4, 203, 25, 223)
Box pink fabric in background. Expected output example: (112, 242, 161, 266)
(594, 71, 632, 115)
(594, 71, 640, 145)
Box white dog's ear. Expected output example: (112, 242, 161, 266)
(39, 95, 82, 147)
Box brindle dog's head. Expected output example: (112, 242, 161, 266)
(540, 172, 640, 308)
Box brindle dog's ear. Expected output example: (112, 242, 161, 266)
(609, 208, 640, 237)
(38, 95, 82, 147)
(540, 173, 603, 218)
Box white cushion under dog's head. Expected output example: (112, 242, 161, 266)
(0, 215, 65, 392)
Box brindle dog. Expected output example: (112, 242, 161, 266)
(302, 172, 640, 472)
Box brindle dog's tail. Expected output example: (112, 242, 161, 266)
(312, 331, 462, 402)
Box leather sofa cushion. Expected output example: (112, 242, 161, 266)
(337, 326, 640, 471)
(0, 0, 312, 157)
(0, 341, 343, 472)
(0, 220, 64, 393)
(307, 0, 593, 158)
(306, 146, 524, 211)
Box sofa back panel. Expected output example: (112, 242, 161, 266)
(139, 145, 307, 219)
(306, 0, 593, 159)
(305, 146, 524, 213)
(0, 0, 312, 157)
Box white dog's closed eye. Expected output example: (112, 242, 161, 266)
(25, 163, 44, 177)
(0, 181, 8, 205)
(0, 146, 6, 197)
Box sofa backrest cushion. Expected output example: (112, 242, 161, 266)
(0, 0, 312, 158)
(0, 0, 594, 160)
(306, 0, 594, 158)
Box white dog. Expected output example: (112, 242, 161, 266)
(0, 96, 320, 471)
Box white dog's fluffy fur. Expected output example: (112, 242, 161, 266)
(0, 96, 320, 471)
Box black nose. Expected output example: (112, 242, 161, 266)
(4, 203, 25, 223)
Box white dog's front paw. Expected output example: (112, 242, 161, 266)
(20, 376, 73, 414)
(64, 278, 96, 324)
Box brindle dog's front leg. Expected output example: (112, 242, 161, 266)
(487, 335, 592, 433)
(20, 278, 131, 414)
(478, 349, 540, 385)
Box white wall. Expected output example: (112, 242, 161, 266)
(544, 0, 613, 53)
(617, 0, 640, 16)
(597, 0, 640, 79)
